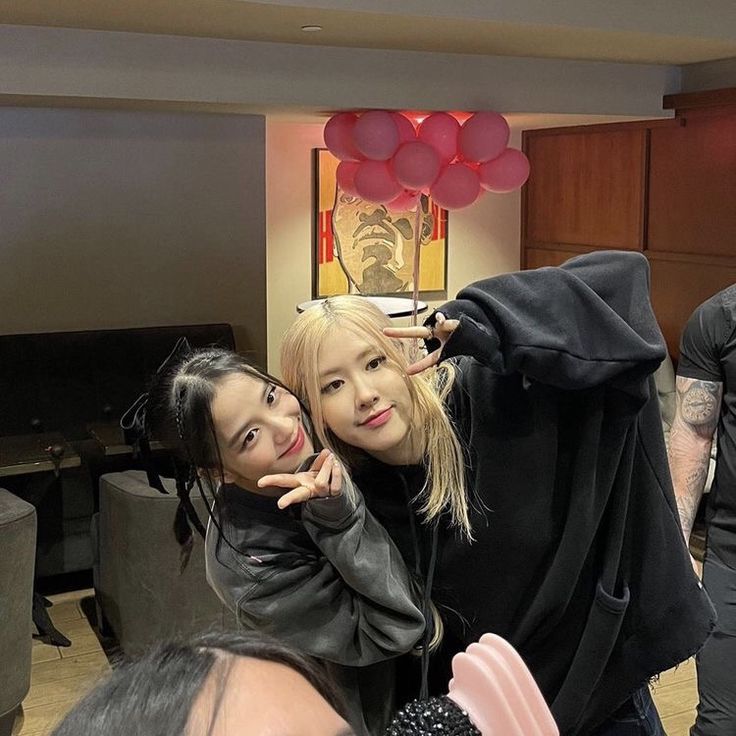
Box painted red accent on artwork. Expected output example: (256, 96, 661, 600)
(318, 209, 334, 264)
(431, 203, 447, 241)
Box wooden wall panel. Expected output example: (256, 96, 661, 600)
(648, 116, 736, 257)
(523, 101, 736, 363)
(524, 129, 646, 250)
(649, 256, 736, 359)
(524, 246, 593, 269)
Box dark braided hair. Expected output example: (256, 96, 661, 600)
(174, 387, 186, 444)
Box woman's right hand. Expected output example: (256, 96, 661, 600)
(383, 311, 459, 375)
(258, 449, 343, 510)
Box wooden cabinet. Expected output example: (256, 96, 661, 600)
(524, 246, 591, 270)
(524, 128, 646, 251)
(648, 115, 736, 257)
(649, 256, 736, 355)
(521, 93, 736, 358)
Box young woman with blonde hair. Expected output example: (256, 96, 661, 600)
(281, 250, 715, 736)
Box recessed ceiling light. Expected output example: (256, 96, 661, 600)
(301, 24, 323, 32)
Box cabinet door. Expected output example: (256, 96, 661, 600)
(648, 116, 736, 257)
(650, 257, 736, 358)
(524, 129, 646, 250)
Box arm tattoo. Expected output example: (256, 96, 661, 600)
(676, 467, 707, 538)
(677, 379, 721, 437)
(669, 377, 723, 539)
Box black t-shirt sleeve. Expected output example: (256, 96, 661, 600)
(678, 299, 727, 383)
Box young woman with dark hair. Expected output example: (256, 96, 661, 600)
(50, 630, 353, 736)
(141, 346, 426, 734)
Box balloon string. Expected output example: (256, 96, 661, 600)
(410, 200, 423, 363)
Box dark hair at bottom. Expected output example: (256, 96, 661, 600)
(49, 630, 348, 736)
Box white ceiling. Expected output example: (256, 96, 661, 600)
(1, 0, 735, 65)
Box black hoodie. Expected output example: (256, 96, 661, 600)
(353, 250, 715, 735)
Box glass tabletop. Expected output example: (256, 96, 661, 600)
(0, 432, 81, 477)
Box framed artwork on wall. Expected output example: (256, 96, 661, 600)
(313, 148, 448, 298)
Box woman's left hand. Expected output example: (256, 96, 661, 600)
(258, 449, 343, 510)
(383, 312, 459, 375)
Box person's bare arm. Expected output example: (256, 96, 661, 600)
(668, 376, 722, 544)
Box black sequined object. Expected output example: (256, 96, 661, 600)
(386, 695, 481, 736)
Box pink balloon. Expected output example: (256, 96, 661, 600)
(354, 160, 403, 204)
(336, 160, 361, 197)
(459, 111, 510, 164)
(324, 113, 362, 162)
(418, 113, 460, 165)
(386, 189, 420, 212)
(392, 113, 417, 145)
(393, 141, 442, 191)
(479, 148, 531, 193)
(353, 111, 400, 161)
(430, 163, 481, 210)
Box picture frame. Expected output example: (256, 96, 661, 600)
(313, 148, 448, 298)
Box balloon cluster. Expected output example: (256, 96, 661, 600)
(324, 111, 530, 211)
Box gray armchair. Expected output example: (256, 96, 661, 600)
(0, 489, 36, 736)
(93, 471, 234, 656)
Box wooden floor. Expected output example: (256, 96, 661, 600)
(12, 589, 110, 736)
(652, 658, 699, 735)
(12, 589, 699, 735)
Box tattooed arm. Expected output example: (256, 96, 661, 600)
(668, 376, 722, 545)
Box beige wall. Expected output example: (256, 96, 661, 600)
(0, 105, 639, 377)
(681, 57, 736, 91)
(265, 120, 522, 376)
(0, 107, 267, 365)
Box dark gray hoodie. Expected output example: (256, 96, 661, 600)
(205, 464, 426, 734)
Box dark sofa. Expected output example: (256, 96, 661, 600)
(0, 323, 235, 579)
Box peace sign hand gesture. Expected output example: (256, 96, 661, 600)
(258, 449, 343, 510)
(383, 312, 459, 375)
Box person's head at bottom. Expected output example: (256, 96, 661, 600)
(50, 631, 353, 736)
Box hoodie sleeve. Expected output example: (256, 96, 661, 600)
(431, 250, 666, 390)
(206, 478, 425, 667)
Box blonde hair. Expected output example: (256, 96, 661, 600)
(280, 295, 471, 539)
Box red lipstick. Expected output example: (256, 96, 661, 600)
(282, 425, 305, 457)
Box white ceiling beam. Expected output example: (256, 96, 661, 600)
(0, 25, 679, 118)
